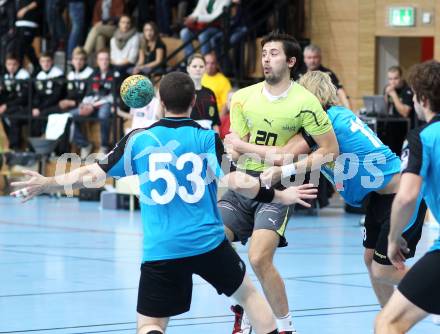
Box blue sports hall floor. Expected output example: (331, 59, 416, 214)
(0, 195, 439, 334)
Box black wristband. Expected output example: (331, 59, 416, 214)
(300, 128, 318, 151)
(254, 186, 275, 203)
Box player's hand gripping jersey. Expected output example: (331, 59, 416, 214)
(230, 81, 332, 172)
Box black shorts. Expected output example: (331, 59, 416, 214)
(363, 192, 427, 265)
(137, 239, 246, 318)
(398, 250, 440, 315)
(218, 189, 290, 247)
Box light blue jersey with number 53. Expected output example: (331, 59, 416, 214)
(320, 106, 401, 206)
(98, 118, 226, 262)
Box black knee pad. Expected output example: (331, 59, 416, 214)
(146, 331, 163, 334)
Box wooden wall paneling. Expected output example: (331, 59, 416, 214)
(308, 0, 439, 109)
(435, 2, 440, 59)
(399, 37, 422, 75)
(357, 0, 376, 110)
(310, 0, 360, 109)
(303, 0, 312, 39)
(0, 121, 8, 151)
(162, 37, 186, 68)
(376, 0, 435, 37)
(326, 21, 359, 107)
(246, 37, 263, 79)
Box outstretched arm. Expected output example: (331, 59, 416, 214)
(11, 163, 107, 202)
(387, 129, 425, 270)
(11, 131, 138, 202)
(11, 163, 317, 207)
(220, 171, 317, 207)
(388, 173, 421, 270)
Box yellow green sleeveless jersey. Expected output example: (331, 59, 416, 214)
(230, 81, 332, 172)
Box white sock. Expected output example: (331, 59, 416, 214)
(276, 313, 294, 332)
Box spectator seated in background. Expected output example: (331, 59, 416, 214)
(83, 0, 125, 58)
(56, 47, 94, 115)
(71, 49, 119, 158)
(31, 52, 65, 137)
(110, 14, 139, 77)
(187, 53, 220, 132)
(201, 52, 231, 111)
(0, 53, 30, 150)
(131, 22, 166, 75)
(301, 44, 351, 109)
(42, 47, 93, 155)
(179, 0, 231, 57)
(383, 65, 414, 156)
(10, 0, 41, 73)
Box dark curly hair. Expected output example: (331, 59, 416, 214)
(261, 31, 302, 73)
(408, 60, 440, 113)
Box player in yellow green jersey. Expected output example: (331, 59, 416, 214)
(219, 32, 339, 334)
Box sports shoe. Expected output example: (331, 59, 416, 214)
(231, 305, 252, 334)
(433, 314, 440, 325)
(277, 313, 297, 333)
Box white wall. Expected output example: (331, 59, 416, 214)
(376, 37, 399, 94)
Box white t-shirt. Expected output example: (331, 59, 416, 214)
(129, 97, 161, 130)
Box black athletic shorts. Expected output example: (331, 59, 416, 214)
(137, 239, 246, 318)
(398, 250, 440, 315)
(218, 189, 290, 247)
(363, 192, 427, 265)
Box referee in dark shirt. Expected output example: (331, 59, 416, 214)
(385, 66, 414, 120)
(383, 66, 414, 156)
(300, 44, 351, 109)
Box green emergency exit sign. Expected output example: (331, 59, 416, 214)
(388, 7, 415, 27)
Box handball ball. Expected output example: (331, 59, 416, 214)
(120, 75, 154, 108)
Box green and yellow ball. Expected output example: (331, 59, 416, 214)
(120, 75, 155, 109)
